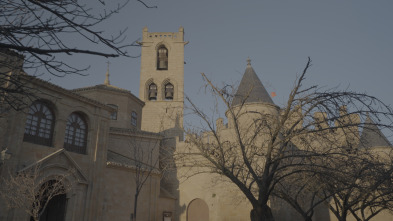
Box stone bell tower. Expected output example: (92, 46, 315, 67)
(139, 27, 187, 135)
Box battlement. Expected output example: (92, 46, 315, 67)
(142, 26, 184, 41)
(146, 32, 180, 39)
(209, 105, 363, 148)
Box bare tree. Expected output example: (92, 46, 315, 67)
(317, 149, 393, 221)
(272, 170, 329, 221)
(0, 0, 155, 111)
(0, 164, 74, 221)
(127, 135, 174, 221)
(273, 147, 393, 221)
(180, 57, 393, 221)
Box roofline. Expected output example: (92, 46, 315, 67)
(106, 161, 161, 175)
(21, 75, 114, 112)
(72, 85, 145, 107)
(106, 150, 161, 175)
(109, 127, 163, 139)
(230, 101, 280, 110)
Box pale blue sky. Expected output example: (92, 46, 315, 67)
(41, 0, 393, 132)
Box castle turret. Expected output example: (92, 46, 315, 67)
(227, 58, 279, 129)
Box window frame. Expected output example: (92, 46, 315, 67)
(107, 104, 118, 120)
(164, 83, 174, 100)
(63, 112, 88, 154)
(157, 46, 168, 70)
(131, 111, 137, 127)
(148, 83, 157, 101)
(23, 101, 55, 147)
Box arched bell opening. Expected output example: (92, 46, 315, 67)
(164, 83, 174, 100)
(148, 83, 158, 101)
(157, 45, 168, 70)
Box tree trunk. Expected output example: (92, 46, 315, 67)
(250, 205, 275, 221)
(133, 193, 139, 221)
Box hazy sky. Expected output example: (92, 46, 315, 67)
(41, 0, 393, 131)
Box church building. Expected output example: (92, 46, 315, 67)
(0, 27, 392, 221)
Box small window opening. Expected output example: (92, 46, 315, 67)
(148, 83, 157, 101)
(157, 46, 168, 70)
(107, 104, 118, 120)
(165, 83, 174, 100)
(131, 111, 137, 126)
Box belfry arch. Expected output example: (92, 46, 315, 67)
(161, 78, 176, 100)
(157, 44, 169, 70)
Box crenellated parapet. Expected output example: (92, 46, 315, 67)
(142, 26, 185, 42)
(282, 104, 304, 131)
(283, 105, 361, 150)
(313, 112, 329, 129)
(333, 105, 360, 148)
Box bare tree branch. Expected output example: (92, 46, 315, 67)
(180, 58, 393, 221)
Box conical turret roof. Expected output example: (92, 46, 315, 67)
(232, 58, 274, 106)
(359, 115, 391, 148)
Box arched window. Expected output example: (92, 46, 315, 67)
(107, 104, 118, 120)
(23, 101, 54, 146)
(157, 46, 168, 70)
(64, 113, 87, 154)
(148, 83, 157, 101)
(164, 83, 174, 100)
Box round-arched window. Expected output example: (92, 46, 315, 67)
(64, 113, 87, 154)
(23, 101, 55, 146)
(157, 46, 168, 70)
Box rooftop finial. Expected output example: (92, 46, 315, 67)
(104, 60, 110, 85)
(247, 57, 251, 67)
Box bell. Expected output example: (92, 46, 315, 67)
(159, 60, 167, 69)
(149, 90, 157, 100)
(165, 91, 173, 99)
(158, 47, 168, 70)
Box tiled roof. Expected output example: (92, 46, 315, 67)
(72, 84, 130, 94)
(72, 84, 144, 106)
(106, 150, 160, 174)
(21, 75, 112, 110)
(109, 127, 163, 139)
(232, 59, 274, 106)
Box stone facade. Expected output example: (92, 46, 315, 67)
(0, 43, 176, 220)
(139, 27, 186, 136)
